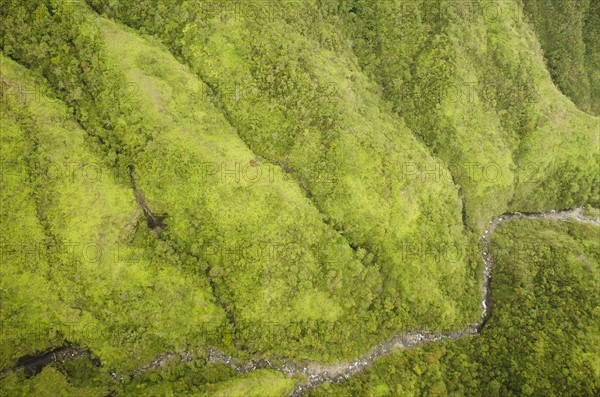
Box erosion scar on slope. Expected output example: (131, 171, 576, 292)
(128, 164, 168, 231)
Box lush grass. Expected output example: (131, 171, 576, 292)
(0, 69, 62, 369)
(92, 15, 385, 360)
(89, 0, 493, 337)
(85, 0, 599, 225)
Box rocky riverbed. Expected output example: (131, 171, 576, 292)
(2, 208, 598, 395)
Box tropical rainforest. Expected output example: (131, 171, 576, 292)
(0, 0, 598, 396)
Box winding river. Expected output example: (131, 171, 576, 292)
(2, 208, 598, 395)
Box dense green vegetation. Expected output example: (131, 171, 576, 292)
(0, 53, 226, 371)
(310, 219, 600, 396)
(81, 0, 599, 228)
(1, 0, 598, 395)
(0, 354, 296, 397)
(523, 0, 600, 115)
(1, 0, 482, 364)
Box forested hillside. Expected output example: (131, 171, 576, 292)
(523, 0, 600, 115)
(310, 219, 600, 396)
(1, 1, 598, 396)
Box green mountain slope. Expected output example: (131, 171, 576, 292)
(341, 0, 598, 224)
(523, 0, 600, 115)
(0, 0, 598, 395)
(310, 219, 600, 396)
(1, 0, 484, 363)
(84, 0, 598, 229)
(0, 53, 226, 371)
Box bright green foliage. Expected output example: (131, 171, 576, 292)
(84, 0, 599, 230)
(0, 53, 226, 371)
(124, 360, 295, 396)
(2, 358, 296, 397)
(0, 76, 63, 369)
(0, 0, 598, 395)
(0, 366, 107, 397)
(205, 370, 295, 397)
(123, 365, 295, 397)
(0, 355, 291, 397)
(95, 18, 384, 359)
(1, 0, 485, 364)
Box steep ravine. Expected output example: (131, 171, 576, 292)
(1, 208, 598, 395)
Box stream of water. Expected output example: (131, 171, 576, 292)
(2, 208, 598, 395)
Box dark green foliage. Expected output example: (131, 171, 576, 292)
(523, 0, 599, 115)
(311, 219, 600, 396)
